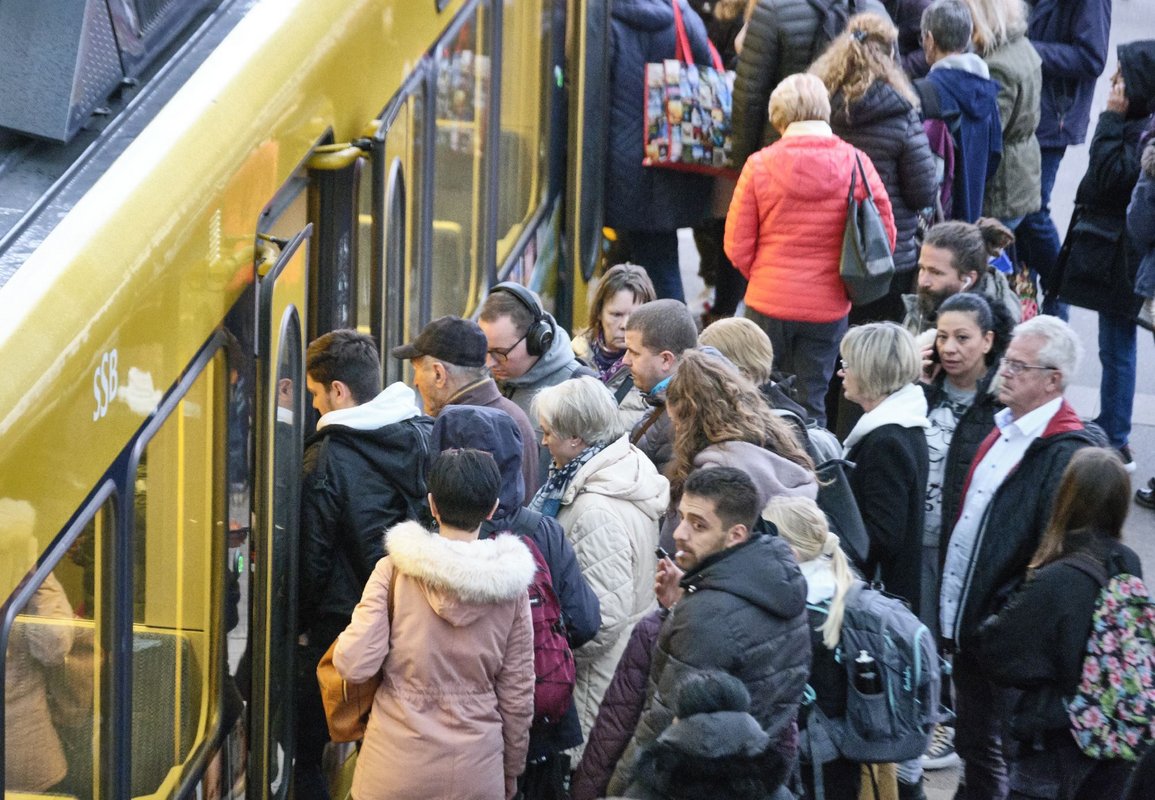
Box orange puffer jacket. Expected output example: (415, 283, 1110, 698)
(725, 131, 897, 323)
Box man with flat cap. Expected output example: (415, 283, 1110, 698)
(393, 315, 540, 495)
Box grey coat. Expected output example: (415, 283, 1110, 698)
(982, 33, 1043, 220)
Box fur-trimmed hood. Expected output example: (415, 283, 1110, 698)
(385, 521, 535, 626)
(1143, 140, 1155, 179)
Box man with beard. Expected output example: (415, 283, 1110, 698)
(903, 220, 1021, 335)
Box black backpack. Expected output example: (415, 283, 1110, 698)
(805, 0, 858, 62)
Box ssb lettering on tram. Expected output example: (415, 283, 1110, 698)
(92, 348, 119, 420)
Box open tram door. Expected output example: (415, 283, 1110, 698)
(251, 221, 311, 799)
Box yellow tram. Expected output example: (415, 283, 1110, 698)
(0, 0, 610, 796)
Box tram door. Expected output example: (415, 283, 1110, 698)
(251, 222, 311, 798)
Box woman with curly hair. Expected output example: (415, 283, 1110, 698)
(811, 12, 938, 323)
(660, 349, 816, 549)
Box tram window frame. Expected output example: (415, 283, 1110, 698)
(123, 336, 229, 799)
(0, 482, 116, 799)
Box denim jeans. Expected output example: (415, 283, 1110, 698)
(1093, 312, 1138, 449)
(620, 229, 685, 302)
(745, 308, 848, 427)
(1015, 146, 1068, 319)
(953, 651, 1014, 800)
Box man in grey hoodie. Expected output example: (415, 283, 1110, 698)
(479, 283, 592, 482)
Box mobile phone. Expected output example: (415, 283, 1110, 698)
(930, 344, 941, 364)
(655, 546, 671, 561)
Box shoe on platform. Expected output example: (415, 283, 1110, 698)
(1138, 486, 1155, 511)
(898, 779, 928, 800)
(921, 723, 961, 771)
(1119, 445, 1137, 474)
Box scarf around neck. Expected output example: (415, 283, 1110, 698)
(529, 441, 608, 518)
(590, 334, 626, 384)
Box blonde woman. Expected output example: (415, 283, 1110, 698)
(763, 496, 860, 800)
(811, 12, 938, 321)
(725, 73, 896, 425)
(962, 0, 1041, 225)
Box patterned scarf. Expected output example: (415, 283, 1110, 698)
(528, 441, 608, 518)
(590, 335, 626, 384)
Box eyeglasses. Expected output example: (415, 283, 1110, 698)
(487, 331, 528, 364)
(999, 357, 1057, 377)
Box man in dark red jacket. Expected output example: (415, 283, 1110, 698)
(939, 315, 1098, 800)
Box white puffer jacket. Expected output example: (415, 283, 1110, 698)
(555, 434, 670, 754)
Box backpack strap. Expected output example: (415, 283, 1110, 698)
(614, 373, 636, 405)
(630, 405, 666, 446)
(1059, 552, 1110, 588)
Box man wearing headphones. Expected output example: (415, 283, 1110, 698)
(479, 283, 594, 482)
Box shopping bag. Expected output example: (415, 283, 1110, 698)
(642, 0, 736, 177)
(840, 154, 895, 306)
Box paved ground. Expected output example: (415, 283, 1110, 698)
(675, 2, 1153, 794)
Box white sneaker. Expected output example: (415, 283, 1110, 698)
(921, 723, 961, 770)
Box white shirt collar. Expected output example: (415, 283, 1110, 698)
(994, 396, 1063, 440)
(782, 120, 834, 138)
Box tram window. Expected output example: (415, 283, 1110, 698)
(379, 87, 423, 356)
(496, 0, 549, 264)
(355, 157, 375, 336)
(3, 496, 111, 799)
(130, 350, 226, 798)
(431, 3, 492, 319)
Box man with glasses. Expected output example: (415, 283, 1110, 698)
(478, 285, 592, 483)
(939, 315, 1097, 800)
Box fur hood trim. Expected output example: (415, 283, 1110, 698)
(386, 521, 535, 605)
(1143, 140, 1155, 178)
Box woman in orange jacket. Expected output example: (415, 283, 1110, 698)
(725, 72, 896, 426)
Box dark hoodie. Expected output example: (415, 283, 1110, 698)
(430, 405, 601, 756)
(830, 81, 938, 273)
(917, 53, 1003, 222)
(611, 534, 811, 791)
(605, 0, 714, 232)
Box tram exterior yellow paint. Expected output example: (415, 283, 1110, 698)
(0, 0, 469, 600)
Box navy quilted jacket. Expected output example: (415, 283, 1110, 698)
(606, 0, 714, 232)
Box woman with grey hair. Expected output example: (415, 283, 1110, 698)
(530, 376, 670, 753)
(839, 322, 931, 798)
(839, 322, 931, 617)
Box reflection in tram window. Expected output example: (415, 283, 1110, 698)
(3, 497, 104, 800)
(130, 351, 225, 797)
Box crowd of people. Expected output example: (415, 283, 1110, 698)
(287, 1, 1155, 800)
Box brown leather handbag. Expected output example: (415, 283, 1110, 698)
(316, 565, 396, 742)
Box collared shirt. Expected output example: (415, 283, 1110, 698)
(939, 396, 1063, 639)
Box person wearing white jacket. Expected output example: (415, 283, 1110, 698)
(530, 376, 670, 757)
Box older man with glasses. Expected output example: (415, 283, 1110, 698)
(938, 314, 1100, 800)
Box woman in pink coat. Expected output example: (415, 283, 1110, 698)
(334, 449, 536, 800)
(725, 72, 897, 427)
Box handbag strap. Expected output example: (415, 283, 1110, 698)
(848, 153, 873, 202)
(671, 0, 724, 71)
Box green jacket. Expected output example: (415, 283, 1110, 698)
(983, 34, 1042, 220)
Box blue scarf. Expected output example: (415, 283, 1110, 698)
(528, 441, 608, 518)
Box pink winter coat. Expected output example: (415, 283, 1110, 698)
(725, 122, 897, 323)
(334, 521, 537, 800)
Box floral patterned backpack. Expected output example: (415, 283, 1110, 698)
(1064, 553, 1155, 761)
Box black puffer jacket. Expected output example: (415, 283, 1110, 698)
(830, 81, 937, 274)
(298, 412, 433, 635)
(611, 534, 811, 790)
(921, 366, 1003, 552)
(731, 0, 890, 166)
(973, 532, 1142, 741)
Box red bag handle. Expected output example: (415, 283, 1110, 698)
(672, 0, 725, 72)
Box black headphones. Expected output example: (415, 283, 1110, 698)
(488, 281, 555, 357)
